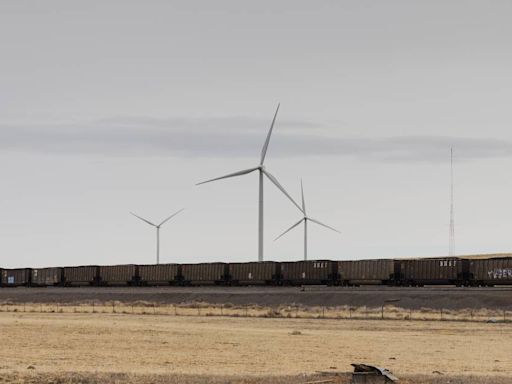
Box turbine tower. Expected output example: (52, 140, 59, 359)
(449, 147, 455, 256)
(197, 104, 302, 262)
(131, 209, 184, 264)
(275, 180, 340, 260)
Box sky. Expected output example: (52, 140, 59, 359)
(1, 1, 512, 268)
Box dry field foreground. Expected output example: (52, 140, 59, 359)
(0, 312, 511, 383)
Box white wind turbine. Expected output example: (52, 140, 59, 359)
(131, 209, 184, 264)
(197, 104, 303, 262)
(275, 180, 340, 260)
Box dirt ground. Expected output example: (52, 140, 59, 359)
(1, 285, 512, 310)
(0, 311, 510, 383)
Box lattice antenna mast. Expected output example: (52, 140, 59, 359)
(449, 147, 455, 256)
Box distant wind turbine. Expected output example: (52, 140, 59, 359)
(197, 104, 303, 262)
(131, 209, 184, 264)
(275, 180, 340, 260)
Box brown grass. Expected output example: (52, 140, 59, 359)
(0, 311, 510, 383)
(0, 301, 511, 323)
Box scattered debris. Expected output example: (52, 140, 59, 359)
(329, 366, 338, 369)
(351, 363, 398, 383)
(487, 318, 498, 323)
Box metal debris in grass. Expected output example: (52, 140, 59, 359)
(351, 363, 398, 383)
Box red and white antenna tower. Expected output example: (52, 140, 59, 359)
(449, 147, 455, 256)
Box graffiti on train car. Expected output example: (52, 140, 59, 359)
(487, 269, 512, 279)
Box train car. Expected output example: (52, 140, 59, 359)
(468, 257, 512, 286)
(180, 263, 227, 285)
(280, 260, 337, 285)
(138, 264, 180, 286)
(228, 261, 279, 285)
(1, 268, 30, 287)
(98, 264, 136, 286)
(63, 266, 99, 286)
(338, 259, 396, 285)
(399, 258, 467, 286)
(31, 267, 63, 286)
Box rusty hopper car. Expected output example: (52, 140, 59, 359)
(280, 260, 337, 285)
(228, 262, 279, 285)
(31, 267, 62, 286)
(180, 263, 227, 285)
(338, 259, 395, 285)
(99, 264, 136, 285)
(138, 264, 179, 285)
(63, 266, 98, 286)
(399, 258, 467, 286)
(468, 257, 512, 286)
(1, 268, 30, 287)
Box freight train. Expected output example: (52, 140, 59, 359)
(1, 255, 512, 287)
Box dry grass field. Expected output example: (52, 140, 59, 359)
(0, 311, 511, 383)
(1, 301, 512, 323)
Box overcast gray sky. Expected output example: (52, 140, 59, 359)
(1, 1, 512, 268)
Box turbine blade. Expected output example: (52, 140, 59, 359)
(309, 217, 341, 234)
(196, 166, 259, 185)
(274, 218, 304, 241)
(263, 169, 303, 212)
(159, 208, 185, 227)
(300, 179, 306, 214)
(260, 103, 280, 165)
(130, 212, 157, 227)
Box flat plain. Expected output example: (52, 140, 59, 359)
(0, 310, 511, 383)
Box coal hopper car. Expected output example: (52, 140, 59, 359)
(228, 261, 279, 285)
(280, 260, 337, 285)
(338, 259, 396, 286)
(398, 258, 469, 286)
(138, 263, 180, 286)
(468, 257, 512, 286)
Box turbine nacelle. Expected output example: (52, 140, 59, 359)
(196, 165, 303, 213)
(274, 180, 340, 260)
(196, 104, 303, 261)
(131, 209, 184, 264)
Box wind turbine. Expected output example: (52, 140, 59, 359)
(275, 180, 340, 260)
(130, 209, 184, 264)
(197, 104, 302, 262)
